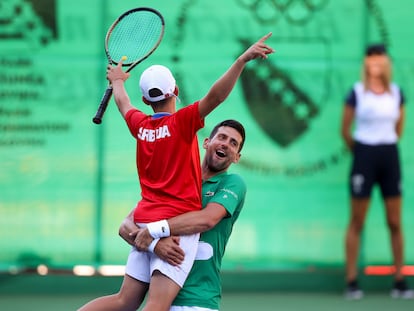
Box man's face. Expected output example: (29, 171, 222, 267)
(203, 126, 242, 172)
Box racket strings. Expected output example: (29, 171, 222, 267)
(107, 11, 163, 64)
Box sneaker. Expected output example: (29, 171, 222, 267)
(390, 279, 414, 299)
(344, 280, 364, 300)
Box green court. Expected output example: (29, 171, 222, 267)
(1, 291, 413, 311)
(1, 273, 413, 310)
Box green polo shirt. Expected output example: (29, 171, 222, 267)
(172, 172, 246, 310)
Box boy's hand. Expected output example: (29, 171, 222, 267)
(107, 58, 130, 83)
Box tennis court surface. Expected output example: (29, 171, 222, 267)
(1, 271, 413, 310)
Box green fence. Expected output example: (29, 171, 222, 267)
(1, 0, 413, 271)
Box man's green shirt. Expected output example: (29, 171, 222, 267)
(172, 172, 246, 310)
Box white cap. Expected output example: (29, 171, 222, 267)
(139, 65, 176, 102)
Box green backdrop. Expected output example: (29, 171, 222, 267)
(1, 0, 413, 272)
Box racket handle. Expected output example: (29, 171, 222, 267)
(93, 86, 113, 124)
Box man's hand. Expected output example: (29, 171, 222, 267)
(119, 216, 139, 246)
(133, 228, 154, 251)
(154, 237, 185, 266)
(239, 32, 274, 63)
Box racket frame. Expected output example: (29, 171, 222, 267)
(93, 7, 165, 124)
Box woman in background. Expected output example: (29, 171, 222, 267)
(341, 44, 413, 300)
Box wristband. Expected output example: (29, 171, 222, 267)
(147, 238, 160, 253)
(147, 220, 170, 239)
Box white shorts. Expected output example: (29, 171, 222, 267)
(125, 232, 199, 287)
(170, 307, 218, 311)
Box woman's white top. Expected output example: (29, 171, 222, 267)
(346, 82, 404, 145)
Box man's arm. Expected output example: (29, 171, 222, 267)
(133, 203, 228, 251)
(168, 203, 228, 235)
(118, 210, 185, 265)
(198, 33, 274, 119)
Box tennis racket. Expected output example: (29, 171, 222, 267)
(93, 7, 165, 124)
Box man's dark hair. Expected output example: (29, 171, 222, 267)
(209, 119, 246, 152)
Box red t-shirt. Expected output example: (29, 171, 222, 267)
(125, 102, 204, 223)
